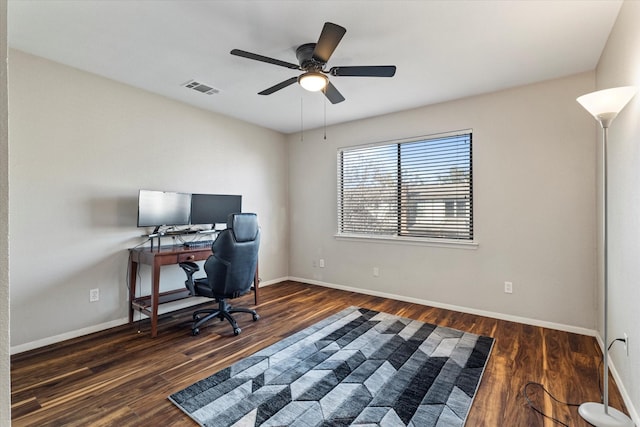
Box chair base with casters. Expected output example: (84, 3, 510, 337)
(179, 261, 259, 336)
(192, 299, 259, 336)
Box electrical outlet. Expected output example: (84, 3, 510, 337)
(373, 267, 380, 277)
(319, 259, 325, 268)
(624, 333, 629, 356)
(89, 288, 99, 302)
(504, 281, 513, 294)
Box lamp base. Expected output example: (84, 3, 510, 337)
(578, 402, 634, 427)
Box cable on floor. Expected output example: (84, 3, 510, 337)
(523, 382, 580, 426)
(523, 338, 627, 425)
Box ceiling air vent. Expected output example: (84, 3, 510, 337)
(182, 80, 220, 95)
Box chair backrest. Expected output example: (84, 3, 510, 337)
(203, 213, 260, 298)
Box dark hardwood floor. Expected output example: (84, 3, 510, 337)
(11, 281, 630, 426)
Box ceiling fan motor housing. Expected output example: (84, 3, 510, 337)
(296, 43, 324, 71)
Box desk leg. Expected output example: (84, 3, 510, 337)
(150, 260, 161, 338)
(254, 262, 259, 305)
(128, 258, 138, 324)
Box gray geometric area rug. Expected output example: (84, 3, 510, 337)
(169, 306, 494, 427)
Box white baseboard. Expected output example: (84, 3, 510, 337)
(289, 276, 597, 337)
(11, 277, 287, 355)
(258, 277, 284, 287)
(10, 318, 129, 355)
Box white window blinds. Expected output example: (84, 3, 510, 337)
(338, 132, 473, 240)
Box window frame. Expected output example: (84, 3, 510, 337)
(336, 130, 477, 248)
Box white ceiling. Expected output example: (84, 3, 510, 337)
(8, 0, 622, 134)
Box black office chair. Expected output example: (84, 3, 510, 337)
(178, 213, 260, 336)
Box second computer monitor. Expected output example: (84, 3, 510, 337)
(190, 194, 242, 226)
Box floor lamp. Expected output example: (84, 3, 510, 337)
(576, 86, 637, 427)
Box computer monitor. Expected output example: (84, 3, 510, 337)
(137, 190, 191, 232)
(190, 194, 242, 226)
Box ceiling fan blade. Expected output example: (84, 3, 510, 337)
(312, 22, 346, 64)
(329, 65, 397, 77)
(230, 49, 300, 70)
(323, 82, 345, 104)
(258, 77, 298, 95)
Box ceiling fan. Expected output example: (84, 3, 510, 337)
(230, 22, 396, 104)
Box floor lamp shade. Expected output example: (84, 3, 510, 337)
(576, 85, 636, 427)
(577, 86, 637, 128)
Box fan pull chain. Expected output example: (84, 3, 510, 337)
(324, 94, 327, 140)
(300, 97, 304, 142)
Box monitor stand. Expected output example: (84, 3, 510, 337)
(149, 226, 163, 250)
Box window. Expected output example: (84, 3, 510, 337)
(338, 131, 473, 241)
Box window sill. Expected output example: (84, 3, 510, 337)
(334, 233, 479, 250)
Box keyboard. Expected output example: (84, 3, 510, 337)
(183, 240, 213, 248)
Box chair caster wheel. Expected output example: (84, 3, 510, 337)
(192, 328, 200, 336)
(253, 314, 260, 321)
(233, 328, 241, 336)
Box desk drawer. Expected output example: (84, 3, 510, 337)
(177, 252, 209, 263)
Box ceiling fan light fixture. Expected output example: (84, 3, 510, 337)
(298, 72, 328, 92)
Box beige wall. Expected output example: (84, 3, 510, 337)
(288, 72, 598, 331)
(6, 2, 640, 422)
(8, 49, 289, 349)
(1, 0, 10, 423)
(594, 1, 640, 422)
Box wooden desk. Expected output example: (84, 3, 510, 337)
(128, 245, 259, 337)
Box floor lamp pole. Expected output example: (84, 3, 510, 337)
(600, 123, 610, 414)
(576, 86, 636, 427)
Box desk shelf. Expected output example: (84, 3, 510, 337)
(131, 289, 191, 314)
